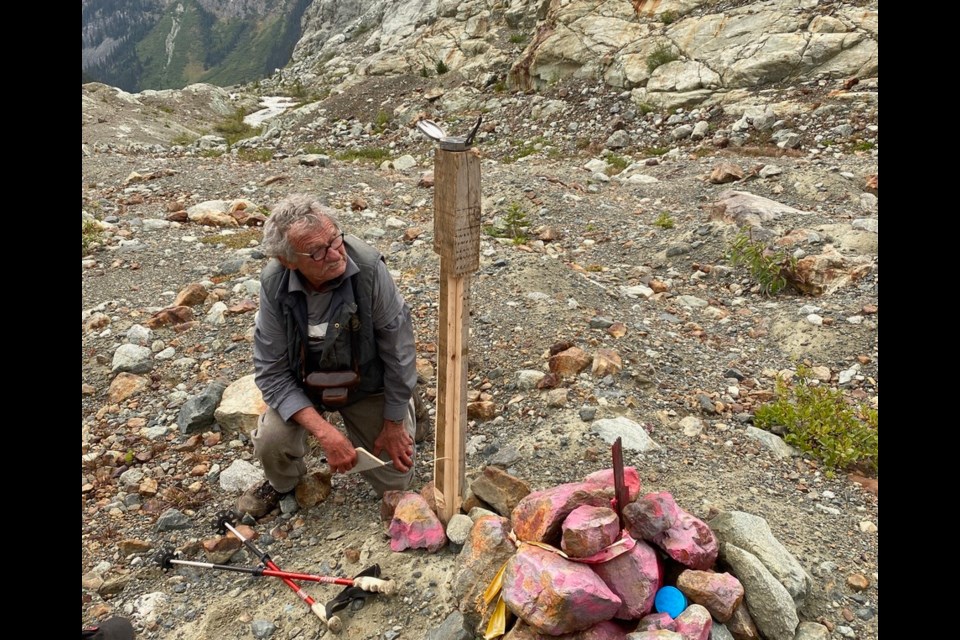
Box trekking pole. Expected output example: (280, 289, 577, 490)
(212, 512, 396, 593)
(157, 554, 396, 592)
(214, 511, 395, 632)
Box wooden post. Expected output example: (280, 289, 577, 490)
(433, 146, 480, 523)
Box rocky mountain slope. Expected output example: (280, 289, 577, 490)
(82, 0, 308, 91)
(82, 2, 878, 639)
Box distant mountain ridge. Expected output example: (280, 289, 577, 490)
(81, 0, 310, 91)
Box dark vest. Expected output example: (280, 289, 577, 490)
(259, 236, 385, 410)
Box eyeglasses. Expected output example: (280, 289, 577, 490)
(295, 232, 345, 262)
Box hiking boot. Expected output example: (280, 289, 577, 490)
(237, 480, 286, 518)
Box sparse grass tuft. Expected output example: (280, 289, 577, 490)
(336, 147, 391, 163)
(728, 231, 797, 296)
(850, 140, 875, 152)
(82, 220, 103, 256)
(605, 154, 630, 176)
(374, 110, 391, 132)
(199, 229, 262, 249)
(171, 132, 197, 146)
(755, 365, 878, 475)
(509, 33, 527, 44)
(237, 148, 275, 162)
(503, 137, 550, 163)
(435, 60, 449, 75)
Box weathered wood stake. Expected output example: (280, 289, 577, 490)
(432, 142, 481, 523)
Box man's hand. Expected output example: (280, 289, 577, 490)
(321, 430, 359, 474)
(293, 406, 357, 474)
(374, 419, 414, 472)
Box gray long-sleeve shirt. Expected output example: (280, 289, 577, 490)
(253, 255, 417, 423)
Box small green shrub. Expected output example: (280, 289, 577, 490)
(851, 140, 875, 152)
(755, 366, 878, 475)
(214, 109, 261, 145)
(641, 146, 669, 157)
(654, 212, 675, 229)
(647, 43, 679, 72)
(504, 202, 530, 244)
(509, 33, 527, 44)
(435, 60, 449, 75)
(82, 220, 103, 256)
(374, 110, 391, 132)
(637, 102, 656, 116)
(419, 66, 430, 78)
(605, 154, 630, 176)
(660, 10, 680, 25)
(728, 231, 796, 296)
(285, 79, 309, 100)
(485, 201, 530, 244)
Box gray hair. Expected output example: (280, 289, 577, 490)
(262, 194, 341, 261)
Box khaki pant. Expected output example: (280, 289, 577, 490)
(251, 394, 416, 497)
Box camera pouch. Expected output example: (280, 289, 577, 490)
(304, 370, 361, 408)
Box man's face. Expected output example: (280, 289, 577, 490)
(282, 219, 347, 289)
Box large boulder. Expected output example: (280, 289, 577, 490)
(502, 545, 621, 635)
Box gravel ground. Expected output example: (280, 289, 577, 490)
(82, 75, 878, 640)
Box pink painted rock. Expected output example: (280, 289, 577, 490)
(570, 621, 629, 639)
(502, 545, 622, 635)
(592, 539, 661, 619)
(673, 604, 712, 640)
(651, 508, 718, 570)
(512, 482, 612, 544)
(561, 506, 620, 558)
(387, 492, 447, 552)
(676, 570, 744, 622)
(636, 613, 675, 631)
(504, 620, 628, 640)
(582, 467, 641, 503)
(624, 492, 680, 540)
